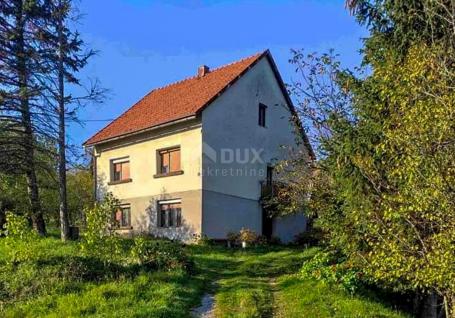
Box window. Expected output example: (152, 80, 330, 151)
(155, 146, 182, 177)
(158, 200, 182, 228)
(258, 103, 267, 127)
(266, 166, 274, 186)
(110, 157, 130, 183)
(113, 205, 131, 228)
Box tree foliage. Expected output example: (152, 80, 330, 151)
(281, 1, 455, 316)
(0, 1, 102, 236)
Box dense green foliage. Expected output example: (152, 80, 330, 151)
(300, 250, 364, 294)
(80, 193, 122, 263)
(131, 237, 194, 272)
(278, 1, 455, 316)
(0, 163, 93, 228)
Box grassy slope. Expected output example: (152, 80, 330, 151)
(0, 237, 410, 318)
(0, 237, 204, 318)
(276, 275, 408, 318)
(191, 246, 410, 318)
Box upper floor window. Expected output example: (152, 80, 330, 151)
(155, 146, 183, 177)
(266, 166, 274, 186)
(113, 204, 131, 228)
(258, 103, 267, 127)
(110, 157, 131, 183)
(158, 200, 182, 228)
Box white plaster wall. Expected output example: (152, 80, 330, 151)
(202, 190, 262, 239)
(201, 57, 307, 238)
(201, 57, 303, 200)
(273, 214, 308, 244)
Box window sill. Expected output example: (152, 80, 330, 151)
(153, 170, 184, 178)
(108, 178, 132, 185)
(116, 226, 133, 230)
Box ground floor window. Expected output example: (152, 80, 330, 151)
(158, 200, 182, 228)
(114, 204, 131, 228)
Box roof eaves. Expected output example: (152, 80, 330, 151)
(83, 114, 197, 147)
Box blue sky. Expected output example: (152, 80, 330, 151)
(72, 0, 366, 149)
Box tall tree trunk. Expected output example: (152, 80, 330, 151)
(15, 0, 46, 235)
(57, 1, 70, 241)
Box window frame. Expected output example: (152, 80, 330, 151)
(109, 157, 132, 185)
(157, 199, 182, 228)
(113, 204, 132, 229)
(154, 146, 184, 178)
(266, 165, 274, 187)
(258, 103, 267, 127)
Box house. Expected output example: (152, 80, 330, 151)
(84, 50, 314, 243)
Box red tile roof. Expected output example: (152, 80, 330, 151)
(84, 51, 267, 146)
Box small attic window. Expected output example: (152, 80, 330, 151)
(258, 103, 267, 127)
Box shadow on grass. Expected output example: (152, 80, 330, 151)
(188, 245, 317, 318)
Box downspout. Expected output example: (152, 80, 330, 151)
(94, 155, 97, 202)
(90, 147, 97, 202)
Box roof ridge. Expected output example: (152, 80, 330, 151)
(84, 50, 267, 146)
(206, 51, 264, 73)
(149, 51, 264, 93)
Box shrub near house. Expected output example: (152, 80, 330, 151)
(0, 209, 198, 317)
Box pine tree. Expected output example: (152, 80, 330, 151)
(0, 0, 49, 235)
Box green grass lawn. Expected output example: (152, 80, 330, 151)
(190, 245, 409, 318)
(0, 237, 204, 318)
(276, 275, 408, 318)
(0, 236, 410, 317)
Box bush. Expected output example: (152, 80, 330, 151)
(293, 227, 324, 246)
(1, 212, 41, 264)
(301, 250, 364, 294)
(238, 228, 258, 244)
(227, 230, 275, 246)
(192, 233, 213, 246)
(268, 236, 282, 245)
(130, 237, 194, 273)
(0, 253, 128, 304)
(256, 235, 268, 246)
(80, 193, 123, 264)
(226, 231, 239, 243)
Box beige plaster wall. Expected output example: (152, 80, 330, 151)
(116, 190, 202, 241)
(94, 119, 203, 239)
(95, 119, 203, 200)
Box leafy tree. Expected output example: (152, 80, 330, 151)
(67, 165, 94, 226)
(350, 44, 454, 317)
(280, 2, 455, 316)
(80, 192, 121, 265)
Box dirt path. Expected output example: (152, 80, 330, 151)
(191, 293, 215, 318)
(192, 280, 219, 318)
(269, 278, 280, 318)
(190, 246, 306, 318)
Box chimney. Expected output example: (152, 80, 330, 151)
(198, 65, 210, 77)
